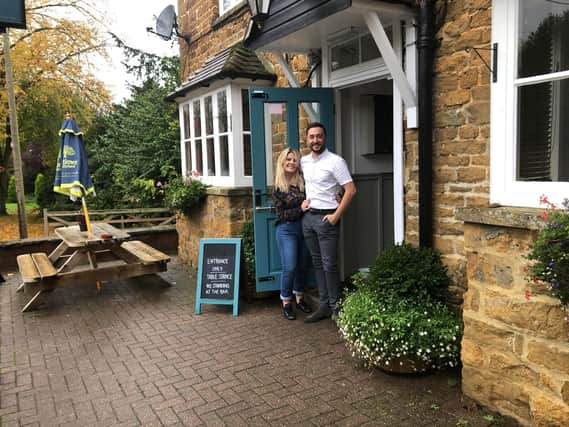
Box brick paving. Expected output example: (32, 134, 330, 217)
(1, 258, 497, 426)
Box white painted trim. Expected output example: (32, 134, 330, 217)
(392, 19, 405, 244)
(490, 0, 569, 208)
(515, 69, 569, 87)
(363, 11, 417, 109)
(352, 0, 415, 18)
(404, 19, 418, 128)
(329, 59, 390, 88)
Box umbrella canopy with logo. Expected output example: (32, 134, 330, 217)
(53, 115, 95, 234)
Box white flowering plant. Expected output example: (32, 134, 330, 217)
(337, 244, 462, 373)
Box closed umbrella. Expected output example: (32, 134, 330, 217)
(53, 114, 95, 235)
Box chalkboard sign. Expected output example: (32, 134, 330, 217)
(195, 238, 241, 316)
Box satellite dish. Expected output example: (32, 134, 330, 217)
(156, 5, 176, 40)
(147, 5, 191, 44)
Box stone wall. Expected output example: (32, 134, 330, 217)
(405, 0, 492, 299)
(458, 207, 569, 426)
(176, 188, 252, 267)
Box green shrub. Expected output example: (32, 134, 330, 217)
(336, 244, 462, 373)
(367, 243, 450, 303)
(164, 177, 207, 214)
(34, 173, 54, 210)
(7, 175, 16, 203)
(240, 221, 256, 286)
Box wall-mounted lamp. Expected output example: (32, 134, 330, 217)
(247, 0, 271, 28)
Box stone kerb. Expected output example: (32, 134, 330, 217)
(176, 187, 252, 267)
(458, 207, 569, 426)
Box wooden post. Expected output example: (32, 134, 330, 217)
(2, 29, 27, 238)
(43, 208, 49, 236)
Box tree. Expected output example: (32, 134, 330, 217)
(0, 0, 112, 215)
(88, 53, 181, 209)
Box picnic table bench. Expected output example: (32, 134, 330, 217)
(16, 223, 171, 312)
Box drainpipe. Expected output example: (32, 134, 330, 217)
(417, 0, 436, 248)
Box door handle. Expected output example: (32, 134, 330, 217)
(255, 189, 262, 206)
(255, 206, 275, 212)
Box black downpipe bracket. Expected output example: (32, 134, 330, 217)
(417, 1, 436, 248)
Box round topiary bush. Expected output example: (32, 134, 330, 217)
(337, 244, 462, 374)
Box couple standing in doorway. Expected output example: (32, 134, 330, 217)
(273, 122, 357, 322)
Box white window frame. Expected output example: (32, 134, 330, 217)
(179, 81, 255, 187)
(491, 0, 569, 208)
(219, 0, 241, 16)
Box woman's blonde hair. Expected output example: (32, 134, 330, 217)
(274, 148, 304, 192)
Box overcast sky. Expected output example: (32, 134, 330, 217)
(96, 0, 178, 102)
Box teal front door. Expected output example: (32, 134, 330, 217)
(249, 87, 334, 292)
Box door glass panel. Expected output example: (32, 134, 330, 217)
(220, 135, 229, 176)
(264, 102, 288, 187)
(298, 102, 321, 155)
(195, 139, 203, 174)
(518, 0, 569, 78)
(206, 137, 215, 176)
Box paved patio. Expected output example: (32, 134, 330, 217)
(1, 258, 507, 426)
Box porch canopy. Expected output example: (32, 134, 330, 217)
(244, 0, 418, 126)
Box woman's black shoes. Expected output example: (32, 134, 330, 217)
(282, 304, 296, 320)
(296, 299, 312, 313)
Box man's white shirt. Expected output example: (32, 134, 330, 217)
(301, 149, 353, 210)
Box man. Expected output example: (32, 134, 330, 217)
(300, 122, 356, 323)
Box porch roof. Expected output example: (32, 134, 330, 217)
(245, 0, 416, 51)
(166, 42, 277, 102)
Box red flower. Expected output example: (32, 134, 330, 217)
(540, 195, 549, 205)
(524, 290, 531, 301)
(541, 210, 548, 220)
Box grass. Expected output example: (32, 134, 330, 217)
(6, 198, 39, 214)
(1, 197, 44, 240)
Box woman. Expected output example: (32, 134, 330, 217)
(273, 148, 312, 320)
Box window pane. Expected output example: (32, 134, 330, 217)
(331, 38, 359, 71)
(195, 139, 203, 175)
(361, 34, 380, 62)
(517, 78, 569, 181)
(185, 141, 192, 174)
(206, 137, 215, 176)
(217, 90, 228, 133)
(220, 135, 229, 176)
(183, 104, 190, 139)
(193, 101, 201, 137)
(243, 134, 252, 176)
(242, 89, 250, 131)
(205, 96, 213, 135)
(518, 0, 569, 78)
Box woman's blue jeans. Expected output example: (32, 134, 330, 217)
(275, 221, 310, 302)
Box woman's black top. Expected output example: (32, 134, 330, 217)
(273, 185, 305, 225)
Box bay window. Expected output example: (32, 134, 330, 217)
(180, 84, 252, 187)
(491, 0, 569, 207)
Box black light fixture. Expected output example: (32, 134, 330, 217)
(247, 0, 271, 27)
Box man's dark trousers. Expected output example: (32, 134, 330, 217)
(302, 211, 340, 309)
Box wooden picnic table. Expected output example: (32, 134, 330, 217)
(16, 223, 170, 312)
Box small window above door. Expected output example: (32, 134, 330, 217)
(329, 27, 392, 73)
